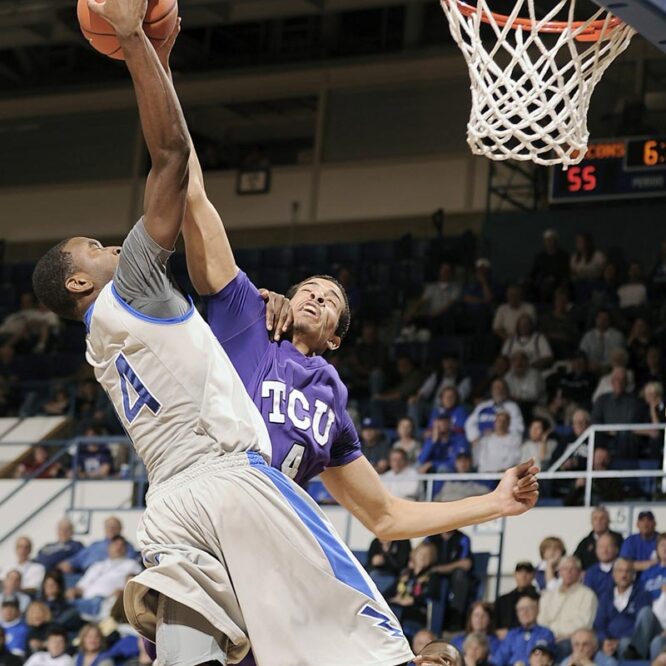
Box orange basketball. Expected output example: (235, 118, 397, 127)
(77, 0, 178, 60)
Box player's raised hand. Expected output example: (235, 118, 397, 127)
(156, 17, 181, 73)
(259, 289, 293, 341)
(493, 459, 539, 517)
(87, 0, 147, 38)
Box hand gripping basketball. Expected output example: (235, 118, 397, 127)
(77, 0, 178, 60)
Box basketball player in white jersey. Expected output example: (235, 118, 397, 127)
(31, 2, 419, 665)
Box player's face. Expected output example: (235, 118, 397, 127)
(290, 278, 345, 353)
(65, 237, 121, 291)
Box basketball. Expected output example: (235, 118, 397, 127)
(77, 0, 178, 60)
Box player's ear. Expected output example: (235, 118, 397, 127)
(326, 335, 341, 352)
(65, 274, 94, 295)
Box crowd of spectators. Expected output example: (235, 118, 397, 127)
(369, 506, 666, 666)
(0, 517, 149, 666)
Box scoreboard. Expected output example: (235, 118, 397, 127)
(549, 136, 666, 203)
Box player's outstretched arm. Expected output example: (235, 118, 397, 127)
(320, 458, 539, 541)
(88, 0, 190, 251)
(156, 26, 237, 295)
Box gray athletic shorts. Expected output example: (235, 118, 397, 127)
(124, 451, 414, 666)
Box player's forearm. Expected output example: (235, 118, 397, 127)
(373, 493, 504, 541)
(120, 31, 190, 166)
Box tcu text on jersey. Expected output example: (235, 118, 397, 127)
(261, 380, 335, 446)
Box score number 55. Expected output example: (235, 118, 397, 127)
(566, 165, 597, 193)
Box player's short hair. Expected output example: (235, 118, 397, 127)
(32, 240, 78, 320)
(287, 274, 351, 339)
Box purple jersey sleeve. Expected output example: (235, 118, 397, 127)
(205, 271, 270, 387)
(328, 410, 362, 468)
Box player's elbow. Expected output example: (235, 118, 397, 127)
(368, 497, 405, 541)
(153, 136, 191, 171)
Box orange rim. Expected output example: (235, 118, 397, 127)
(454, 0, 625, 42)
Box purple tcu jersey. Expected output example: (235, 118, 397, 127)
(206, 270, 362, 485)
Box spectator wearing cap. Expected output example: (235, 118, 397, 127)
(493, 595, 555, 666)
(359, 417, 391, 474)
(529, 641, 556, 666)
(502, 315, 554, 370)
(493, 285, 537, 341)
(538, 556, 598, 656)
(473, 411, 521, 474)
(419, 412, 469, 475)
(380, 448, 420, 500)
(465, 379, 524, 445)
(0, 572, 30, 615)
(35, 518, 83, 572)
(23, 627, 73, 666)
(0, 537, 45, 595)
(435, 452, 491, 502)
(0, 598, 28, 657)
(428, 387, 469, 437)
(620, 511, 658, 575)
(579, 310, 625, 375)
(530, 228, 570, 302)
(494, 562, 540, 636)
(59, 516, 137, 574)
(409, 358, 472, 429)
(583, 533, 620, 599)
(560, 628, 617, 666)
(593, 558, 651, 659)
(574, 507, 624, 572)
(0, 627, 21, 666)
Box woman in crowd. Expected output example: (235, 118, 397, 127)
(451, 602, 501, 657)
(391, 417, 422, 463)
(570, 233, 605, 283)
(40, 572, 80, 631)
(535, 537, 566, 591)
(74, 625, 113, 666)
(463, 632, 492, 666)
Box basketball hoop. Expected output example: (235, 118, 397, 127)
(441, 0, 636, 166)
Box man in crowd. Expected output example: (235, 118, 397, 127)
(0, 599, 27, 658)
(35, 518, 83, 572)
(427, 530, 474, 630)
(0, 537, 45, 594)
(493, 285, 537, 341)
(59, 516, 136, 573)
(0, 573, 29, 615)
(436, 451, 491, 502)
(574, 506, 624, 571)
(359, 417, 391, 474)
(584, 533, 620, 599)
(579, 310, 625, 375)
(529, 642, 557, 666)
(371, 355, 424, 426)
(593, 558, 651, 659)
(538, 556, 598, 656)
(530, 229, 570, 302)
(620, 511, 658, 575)
(493, 595, 555, 666)
(0, 627, 21, 666)
(474, 411, 522, 473)
(419, 412, 469, 474)
(22, 627, 73, 666)
(380, 448, 420, 500)
(494, 562, 540, 637)
(559, 628, 618, 666)
(465, 379, 524, 445)
(65, 536, 140, 621)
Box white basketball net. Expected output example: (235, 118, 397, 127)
(440, 0, 636, 166)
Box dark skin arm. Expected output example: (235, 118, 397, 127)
(88, 0, 190, 251)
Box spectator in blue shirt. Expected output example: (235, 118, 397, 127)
(641, 533, 666, 600)
(593, 558, 651, 658)
(419, 412, 469, 474)
(0, 599, 28, 658)
(584, 533, 619, 599)
(620, 511, 658, 577)
(35, 519, 83, 572)
(493, 595, 555, 666)
(427, 387, 469, 436)
(59, 516, 136, 574)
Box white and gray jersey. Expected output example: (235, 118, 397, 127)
(84, 220, 271, 486)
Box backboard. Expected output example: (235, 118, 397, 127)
(594, 0, 666, 52)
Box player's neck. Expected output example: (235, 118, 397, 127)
(291, 333, 320, 357)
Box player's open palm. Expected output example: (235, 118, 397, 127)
(87, 0, 148, 38)
(494, 459, 539, 517)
